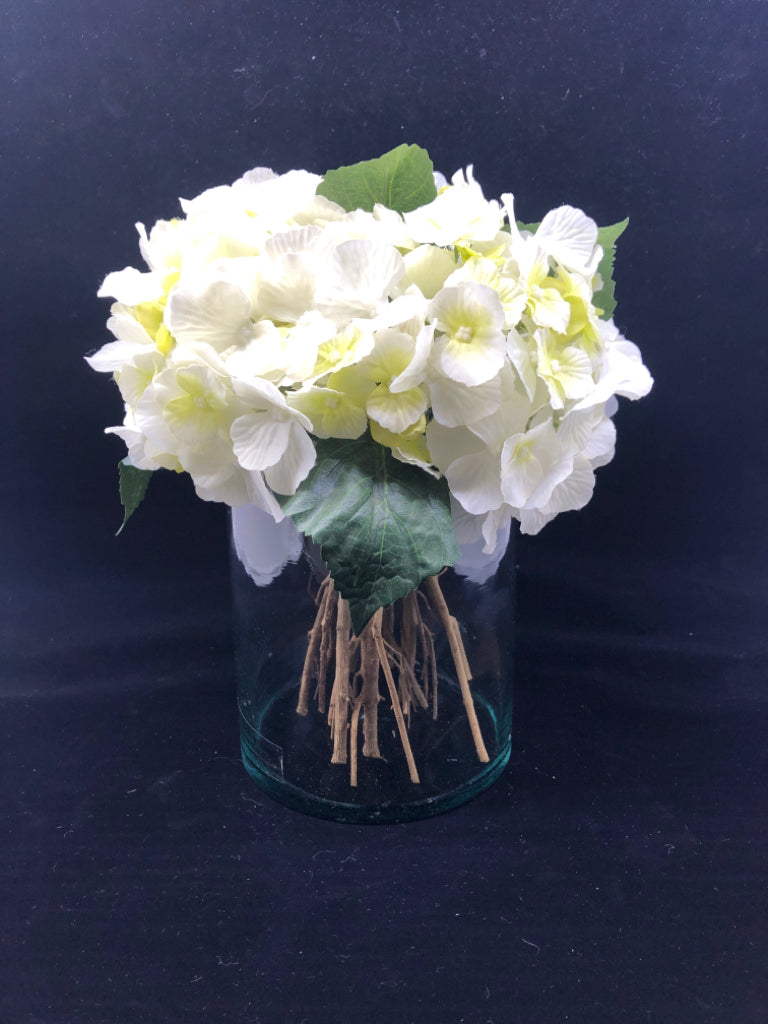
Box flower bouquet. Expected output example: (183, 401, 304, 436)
(88, 144, 652, 820)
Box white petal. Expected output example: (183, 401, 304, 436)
(540, 458, 595, 515)
(428, 372, 501, 427)
(390, 323, 433, 393)
(315, 240, 404, 322)
(584, 416, 616, 468)
(403, 174, 502, 246)
(354, 293, 427, 333)
(400, 245, 457, 299)
(107, 308, 156, 346)
(528, 285, 571, 334)
(572, 335, 653, 410)
(535, 206, 598, 273)
(232, 376, 312, 432)
(137, 219, 186, 275)
(466, 383, 531, 449)
(264, 424, 316, 495)
(226, 321, 288, 382)
(231, 412, 291, 471)
(499, 193, 526, 248)
(517, 507, 555, 535)
(556, 407, 600, 453)
(165, 278, 252, 351)
(445, 450, 505, 514)
(85, 338, 148, 373)
(425, 421, 482, 471)
(235, 169, 323, 224)
(98, 267, 161, 304)
(501, 421, 575, 509)
(116, 349, 166, 407)
(440, 333, 506, 387)
(505, 329, 537, 401)
(499, 436, 545, 508)
(256, 252, 316, 323)
(264, 225, 326, 259)
(366, 385, 427, 433)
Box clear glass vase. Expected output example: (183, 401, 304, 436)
(230, 505, 514, 823)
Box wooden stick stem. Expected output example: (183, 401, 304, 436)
(329, 595, 352, 764)
(422, 575, 489, 764)
(371, 609, 420, 784)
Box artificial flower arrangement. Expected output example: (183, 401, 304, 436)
(87, 144, 652, 799)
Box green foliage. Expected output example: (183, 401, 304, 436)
(317, 144, 437, 215)
(592, 218, 629, 320)
(280, 436, 460, 634)
(117, 458, 153, 534)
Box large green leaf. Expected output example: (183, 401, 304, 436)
(117, 458, 154, 534)
(316, 144, 437, 215)
(592, 218, 629, 320)
(279, 436, 459, 634)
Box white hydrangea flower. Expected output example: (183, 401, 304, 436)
(85, 307, 157, 375)
(105, 416, 180, 473)
(517, 457, 596, 535)
(404, 165, 503, 246)
(89, 153, 653, 538)
(314, 239, 405, 323)
(572, 319, 654, 410)
(164, 273, 255, 353)
(287, 380, 370, 440)
(505, 241, 572, 334)
(230, 378, 316, 496)
(445, 256, 527, 329)
(354, 327, 430, 434)
(427, 379, 530, 515)
(137, 219, 188, 276)
(500, 419, 576, 510)
(399, 245, 457, 300)
(534, 328, 595, 410)
(429, 281, 506, 386)
(503, 196, 601, 277)
(97, 266, 164, 306)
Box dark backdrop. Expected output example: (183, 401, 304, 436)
(2, 1, 767, 1022)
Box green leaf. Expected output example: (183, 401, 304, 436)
(279, 436, 460, 634)
(592, 218, 629, 320)
(316, 144, 437, 215)
(516, 220, 541, 235)
(117, 458, 154, 535)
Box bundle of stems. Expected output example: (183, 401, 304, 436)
(296, 574, 489, 786)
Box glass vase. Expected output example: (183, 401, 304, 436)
(230, 505, 514, 823)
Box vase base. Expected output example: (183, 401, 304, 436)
(240, 733, 511, 824)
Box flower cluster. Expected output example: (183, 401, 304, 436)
(88, 159, 652, 549)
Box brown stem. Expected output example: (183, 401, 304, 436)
(423, 625, 439, 720)
(316, 583, 337, 714)
(415, 589, 439, 717)
(400, 591, 429, 712)
(329, 595, 352, 764)
(349, 693, 362, 787)
(296, 576, 333, 715)
(422, 575, 489, 763)
(358, 621, 382, 759)
(371, 609, 420, 784)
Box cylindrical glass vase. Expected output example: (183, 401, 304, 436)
(230, 505, 514, 823)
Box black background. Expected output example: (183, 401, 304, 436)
(2, 1, 767, 1022)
